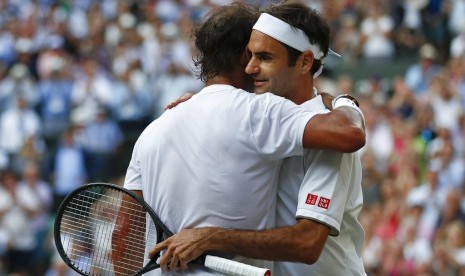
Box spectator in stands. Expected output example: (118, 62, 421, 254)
(0, 18, 17, 65)
(0, 95, 42, 172)
(0, 63, 38, 110)
(427, 74, 463, 131)
(333, 13, 360, 65)
(409, 160, 442, 241)
(435, 140, 465, 193)
(446, 58, 465, 100)
(387, 76, 416, 119)
(0, 169, 37, 276)
(447, 0, 465, 38)
(451, 113, 465, 157)
(361, 100, 394, 171)
(36, 53, 73, 148)
(450, 28, 465, 59)
(71, 56, 113, 126)
(405, 43, 442, 99)
(359, 2, 395, 62)
(153, 62, 201, 118)
(17, 161, 53, 274)
(110, 66, 152, 134)
(50, 127, 87, 213)
(392, 0, 427, 55)
(77, 106, 123, 182)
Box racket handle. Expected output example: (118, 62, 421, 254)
(204, 255, 271, 276)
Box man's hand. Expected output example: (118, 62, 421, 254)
(149, 227, 222, 271)
(164, 92, 195, 110)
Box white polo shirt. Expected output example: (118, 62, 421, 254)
(275, 95, 366, 276)
(124, 84, 317, 275)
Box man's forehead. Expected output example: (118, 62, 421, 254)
(248, 30, 285, 51)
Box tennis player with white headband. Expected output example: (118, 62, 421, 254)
(150, 1, 366, 275)
(252, 12, 341, 79)
(249, 9, 363, 118)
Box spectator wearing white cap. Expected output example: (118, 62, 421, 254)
(405, 43, 442, 99)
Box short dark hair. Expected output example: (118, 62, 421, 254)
(261, 1, 330, 75)
(193, 2, 258, 82)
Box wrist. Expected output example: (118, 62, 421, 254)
(332, 94, 364, 120)
(331, 94, 359, 109)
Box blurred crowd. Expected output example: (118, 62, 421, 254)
(0, 0, 464, 275)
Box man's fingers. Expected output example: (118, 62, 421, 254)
(179, 251, 193, 270)
(164, 101, 177, 110)
(164, 92, 195, 110)
(148, 241, 168, 259)
(170, 252, 180, 271)
(159, 249, 172, 271)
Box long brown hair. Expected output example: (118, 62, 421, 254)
(193, 2, 258, 82)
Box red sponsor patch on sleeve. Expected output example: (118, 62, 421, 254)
(306, 194, 318, 205)
(317, 197, 331, 209)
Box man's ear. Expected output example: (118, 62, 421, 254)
(298, 51, 314, 75)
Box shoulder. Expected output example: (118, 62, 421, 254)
(300, 95, 328, 112)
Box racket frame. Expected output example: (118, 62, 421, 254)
(54, 183, 171, 276)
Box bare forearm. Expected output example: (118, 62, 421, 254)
(204, 221, 329, 264)
(303, 106, 365, 152)
(150, 219, 329, 270)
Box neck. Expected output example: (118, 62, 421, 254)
(288, 77, 315, 105)
(205, 75, 234, 87)
(205, 68, 247, 89)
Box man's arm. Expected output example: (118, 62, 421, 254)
(149, 219, 329, 271)
(166, 93, 366, 153)
(302, 105, 365, 153)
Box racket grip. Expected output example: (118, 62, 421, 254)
(204, 255, 271, 276)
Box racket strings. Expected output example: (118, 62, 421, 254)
(61, 202, 148, 236)
(60, 217, 148, 253)
(60, 218, 155, 264)
(59, 187, 158, 275)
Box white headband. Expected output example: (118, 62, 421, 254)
(253, 13, 325, 59)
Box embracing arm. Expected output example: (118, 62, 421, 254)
(302, 105, 365, 153)
(149, 219, 329, 270)
(165, 92, 365, 152)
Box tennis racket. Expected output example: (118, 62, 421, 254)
(54, 183, 271, 276)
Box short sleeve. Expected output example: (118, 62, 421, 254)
(248, 93, 319, 160)
(295, 150, 349, 236)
